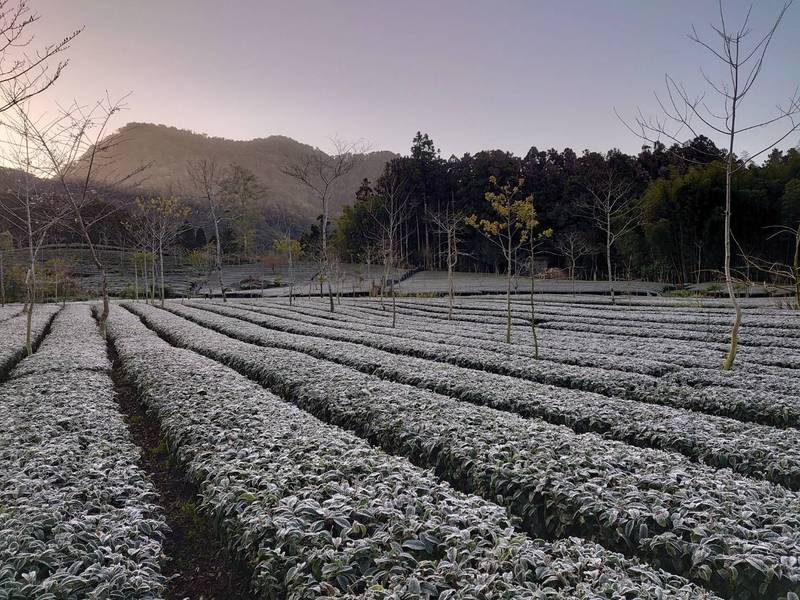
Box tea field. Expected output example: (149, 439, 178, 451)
(1, 296, 799, 599)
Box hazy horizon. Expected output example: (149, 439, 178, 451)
(23, 0, 800, 158)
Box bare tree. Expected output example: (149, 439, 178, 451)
(579, 154, 640, 305)
(369, 161, 411, 328)
(120, 214, 150, 303)
(360, 242, 377, 295)
(427, 195, 466, 320)
(0, 112, 70, 353)
(0, 0, 81, 113)
(9, 94, 146, 335)
(620, 1, 800, 369)
(741, 224, 800, 310)
(46, 256, 70, 306)
(282, 137, 365, 312)
(329, 251, 345, 306)
(124, 210, 177, 307)
(219, 163, 264, 260)
(273, 217, 303, 306)
(186, 244, 215, 299)
(0, 0, 81, 338)
(132, 196, 190, 307)
(555, 230, 594, 295)
(524, 219, 552, 360)
(187, 159, 228, 302)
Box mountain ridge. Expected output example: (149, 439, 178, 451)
(90, 122, 396, 223)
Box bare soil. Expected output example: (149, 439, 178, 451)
(108, 345, 253, 600)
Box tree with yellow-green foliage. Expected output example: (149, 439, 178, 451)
(467, 176, 547, 345)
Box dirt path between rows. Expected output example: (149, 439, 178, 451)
(107, 343, 253, 600)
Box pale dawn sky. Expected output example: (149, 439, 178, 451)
(24, 0, 800, 158)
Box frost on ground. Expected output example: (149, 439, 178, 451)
(158, 302, 800, 489)
(0, 305, 166, 599)
(2, 295, 799, 599)
(0, 306, 60, 379)
(126, 298, 800, 599)
(107, 304, 719, 599)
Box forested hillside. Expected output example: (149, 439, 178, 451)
(3, 129, 797, 290)
(333, 132, 800, 285)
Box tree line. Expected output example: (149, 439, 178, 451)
(332, 132, 800, 289)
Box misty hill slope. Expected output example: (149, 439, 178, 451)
(89, 123, 395, 222)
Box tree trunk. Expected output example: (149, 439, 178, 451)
(99, 269, 109, 338)
(722, 94, 741, 369)
(447, 260, 454, 322)
(391, 278, 397, 328)
(415, 212, 421, 262)
(151, 253, 157, 304)
(505, 247, 512, 344)
(159, 241, 166, 308)
(212, 213, 226, 303)
(697, 243, 702, 286)
(381, 258, 389, 310)
(606, 212, 615, 304)
(134, 257, 139, 302)
(321, 194, 335, 313)
(570, 260, 576, 296)
(25, 268, 33, 355)
(142, 255, 149, 305)
(447, 229, 455, 320)
(0, 254, 4, 307)
(530, 248, 539, 359)
(793, 226, 799, 310)
(289, 251, 294, 307)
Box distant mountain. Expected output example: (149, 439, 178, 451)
(85, 122, 396, 223)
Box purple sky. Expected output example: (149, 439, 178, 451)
(27, 0, 800, 158)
